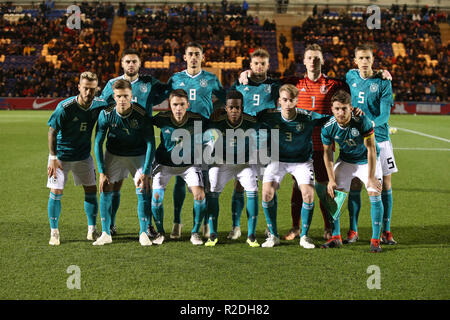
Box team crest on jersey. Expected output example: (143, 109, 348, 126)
(296, 123, 304, 131)
(140, 84, 148, 93)
(351, 128, 360, 137)
(264, 84, 271, 93)
(370, 83, 379, 92)
(320, 85, 329, 94)
(179, 82, 185, 87)
(199, 79, 208, 87)
(130, 119, 139, 129)
(244, 86, 250, 91)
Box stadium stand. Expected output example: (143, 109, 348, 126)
(124, 4, 279, 85)
(0, 1, 448, 102)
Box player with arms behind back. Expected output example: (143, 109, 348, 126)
(167, 42, 226, 239)
(345, 44, 397, 245)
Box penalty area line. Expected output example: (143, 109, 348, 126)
(394, 147, 450, 151)
(396, 127, 450, 143)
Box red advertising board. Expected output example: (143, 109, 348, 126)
(0, 98, 65, 110)
(0, 98, 448, 115)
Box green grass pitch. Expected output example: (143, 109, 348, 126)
(0, 111, 448, 300)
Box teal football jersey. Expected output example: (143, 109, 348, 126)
(168, 70, 226, 119)
(95, 104, 155, 174)
(206, 113, 261, 164)
(100, 75, 170, 114)
(346, 69, 394, 142)
(321, 114, 380, 164)
(47, 96, 108, 161)
(230, 77, 281, 116)
(258, 109, 329, 163)
(153, 111, 207, 167)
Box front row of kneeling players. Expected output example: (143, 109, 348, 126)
(46, 74, 386, 252)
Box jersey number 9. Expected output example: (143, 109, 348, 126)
(253, 94, 260, 106)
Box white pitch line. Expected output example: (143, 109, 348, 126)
(396, 127, 450, 143)
(394, 147, 450, 151)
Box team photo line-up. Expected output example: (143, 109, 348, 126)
(46, 41, 398, 253)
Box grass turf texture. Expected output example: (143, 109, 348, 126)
(0, 111, 449, 300)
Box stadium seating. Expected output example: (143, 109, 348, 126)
(0, 3, 447, 101)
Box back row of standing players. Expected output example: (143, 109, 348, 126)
(46, 42, 398, 252)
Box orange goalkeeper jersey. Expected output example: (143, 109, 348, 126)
(285, 74, 348, 151)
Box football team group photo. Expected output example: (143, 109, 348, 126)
(1, 0, 448, 301)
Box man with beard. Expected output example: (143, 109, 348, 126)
(46, 72, 108, 245)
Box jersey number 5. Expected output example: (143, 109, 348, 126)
(358, 91, 365, 104)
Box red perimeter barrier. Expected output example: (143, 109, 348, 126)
(0, 98, 448, 114)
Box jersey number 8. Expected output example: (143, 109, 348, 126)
(189, 89, 196, 101)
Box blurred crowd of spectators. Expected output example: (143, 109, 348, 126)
(125, 3, 274, 82)
(1, 1, 119, 96)
(0, 2, 448, 102)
